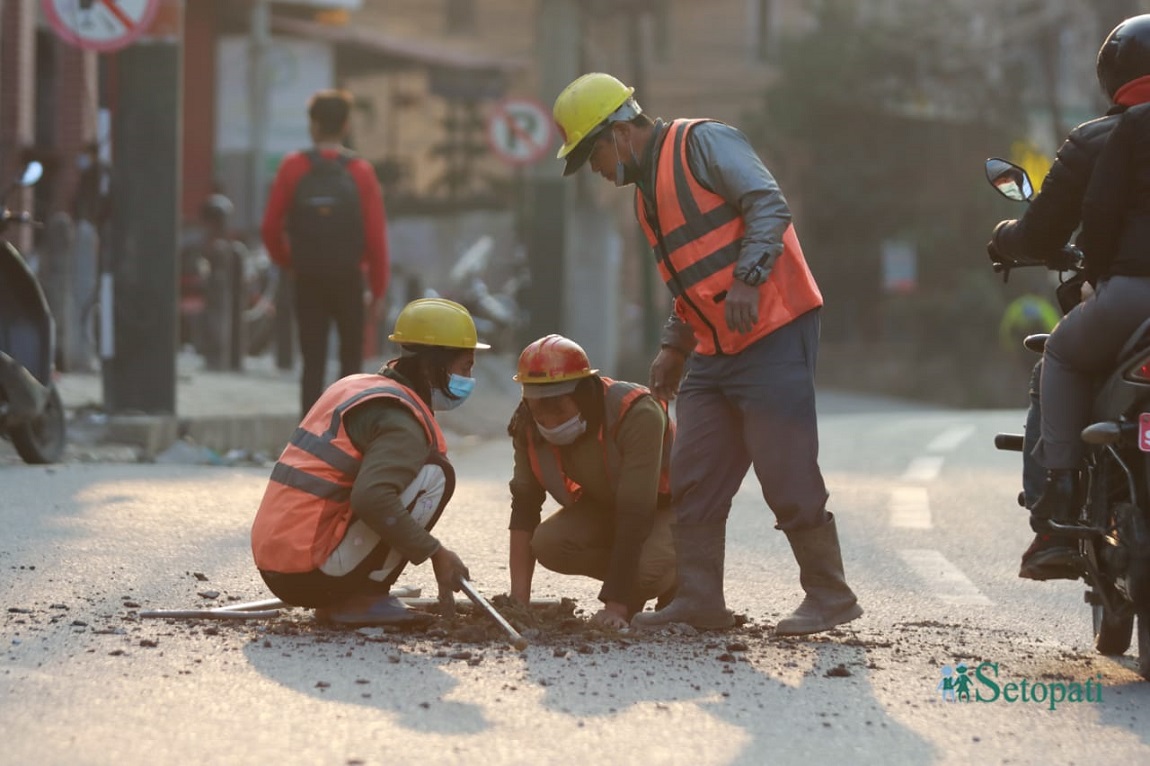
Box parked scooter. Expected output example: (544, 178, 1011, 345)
(0, 161, 66, 463)
(986, 158, 1150, 680)
(434, 235, 528, 353)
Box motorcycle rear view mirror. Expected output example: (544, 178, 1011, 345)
(985, 158, 1033, 202)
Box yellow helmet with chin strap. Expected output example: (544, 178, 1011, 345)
(388, 298, 491, 350)
(553, 73, 641, 175)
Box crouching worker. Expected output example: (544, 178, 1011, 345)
(506, 334, 676, 629)
(251, 298, 487, 626)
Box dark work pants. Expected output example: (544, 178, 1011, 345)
(671, 309, 830, 530)
(294, 271, 365, 417)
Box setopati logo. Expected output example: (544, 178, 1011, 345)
(936, 662, 1103, 710)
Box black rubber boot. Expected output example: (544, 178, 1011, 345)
(631, 523, 735, 630)
(775, 514, 863, 637)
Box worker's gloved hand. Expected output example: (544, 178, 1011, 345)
(649, 347, 686, 401)
(431, 546, 469, 616)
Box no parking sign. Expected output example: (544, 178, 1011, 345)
(486, 98, 555, 166)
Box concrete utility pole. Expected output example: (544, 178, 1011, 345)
(627, 2, 660, 356)
(524, 0, 581, 347)
(248, 0, 270, 231)
(102, 4, 184, 414)
(530, 0, 622, 372)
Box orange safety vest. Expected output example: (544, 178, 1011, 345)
(526, 377, 673, 507)
(635, 118, 823, 356)
(251, 374, 447, 574)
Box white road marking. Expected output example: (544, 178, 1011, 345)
(897, 549, 992, 605)
(927, 425, 976, 453)
(890, 487, 931, 529)
(901, 456, 944, 482)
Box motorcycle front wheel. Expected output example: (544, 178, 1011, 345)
(1138, 612, 1150, 681)
(12, 384, 66, 464)
(1092, 596, 1134, 656)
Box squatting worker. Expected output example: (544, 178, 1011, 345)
(506, 335, 676, 630)
(250, 298, 486, 627)
(553, 72, 862, 635)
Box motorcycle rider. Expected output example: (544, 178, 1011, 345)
(989, 14, 1150, 580)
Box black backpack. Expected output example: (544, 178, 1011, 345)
(287, 149, 365, 275)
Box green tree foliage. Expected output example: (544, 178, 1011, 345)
(745, 0, 1030, 344)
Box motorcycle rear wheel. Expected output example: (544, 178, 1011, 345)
(1092, 597, 1134, 656)
(11, 384, 66, 464)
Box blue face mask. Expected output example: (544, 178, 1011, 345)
(431, 374, 475, 411)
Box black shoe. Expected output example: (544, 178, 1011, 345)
(320, 594, 435, 627)
(1018, 533, 1079, 581)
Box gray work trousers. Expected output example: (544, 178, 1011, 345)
(670, 309, 830, 530)
(1036, 274, 1150, 469)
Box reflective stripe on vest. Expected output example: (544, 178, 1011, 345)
(251, 374, 447, 574)
(526, 377, 673, 507)
(634, 118, 823, 355)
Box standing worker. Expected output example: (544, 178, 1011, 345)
(250, 298, 483, 626)
(261, 89, 390, 417)
(552, 73, 862, 635)
(507, 335, 676, 629)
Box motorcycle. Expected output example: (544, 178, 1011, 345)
(0, 161, 66, 463)
(986, 157, 1150, 680)
(430, 234, 528, 353)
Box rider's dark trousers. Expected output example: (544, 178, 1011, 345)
(1036, 274, 1150, 469)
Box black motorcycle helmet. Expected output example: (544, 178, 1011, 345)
(1097, 14, 1150, 101)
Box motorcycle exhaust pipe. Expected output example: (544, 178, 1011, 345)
(994, 433, 1024, 452)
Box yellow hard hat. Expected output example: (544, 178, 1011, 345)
(553, 73, 640, 175)
(388, 298, 490, 350)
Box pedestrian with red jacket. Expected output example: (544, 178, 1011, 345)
(261, 89, 389, 417)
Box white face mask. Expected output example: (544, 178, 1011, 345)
(537, 414, 587, 446)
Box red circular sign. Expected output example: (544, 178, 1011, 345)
(486, 98, 554, 166)
(42, 0, 161, 53)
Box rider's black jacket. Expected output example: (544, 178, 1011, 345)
(992, 106, 1125, 266)
(1078, 102, 1150, 284)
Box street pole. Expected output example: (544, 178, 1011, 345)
(628, 4, 661, 355)
(248, 0, 270, 231)
(102, 6, 183, 415)
(524, 0, 581, 347)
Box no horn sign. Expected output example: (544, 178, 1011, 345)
(486, 98, 554, 166)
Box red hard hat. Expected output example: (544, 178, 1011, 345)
(514, 334, 597, 397)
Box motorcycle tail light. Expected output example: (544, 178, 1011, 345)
(1127, 354, 1150, 383)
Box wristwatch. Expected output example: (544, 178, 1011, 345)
(735, 264, 767, 287)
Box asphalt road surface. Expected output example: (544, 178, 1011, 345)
(3, 392, 1149, 766)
